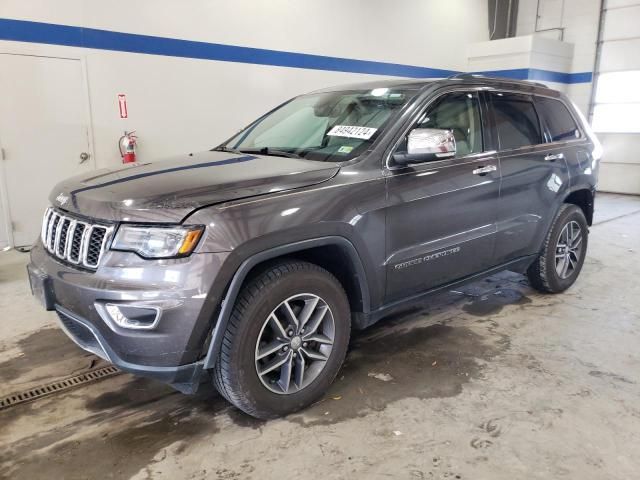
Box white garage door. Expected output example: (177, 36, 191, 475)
(0, 54, 95, 247)
(591, 0, 640, 194)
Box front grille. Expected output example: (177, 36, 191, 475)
(41, 208, 114, 270)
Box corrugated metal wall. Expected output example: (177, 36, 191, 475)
(593, 0, 640, 194)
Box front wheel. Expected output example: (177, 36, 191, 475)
(212, 260, 351, 419)
(527, 204, 589, 293)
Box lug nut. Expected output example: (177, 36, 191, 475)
(302, 342, 308, 347)
(293, 352, 297, 357)
(301, 328, 305, 333)
(282, 345, 289, 352)
(287, 330, 294, 337)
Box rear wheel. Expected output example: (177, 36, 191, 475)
(212, 260, 350, 419)
(527, 204, 589, 293)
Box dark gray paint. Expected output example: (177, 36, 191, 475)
(28, 77, 600, 392)
(385, 150, 501, 302)
(52, 153, 340, 222)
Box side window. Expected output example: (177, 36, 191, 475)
(415, 92, 484, 157)
(491, 92, 542, 150)
(536, 97, 581, 142)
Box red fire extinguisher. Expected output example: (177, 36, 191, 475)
(119, 131, 138, 163)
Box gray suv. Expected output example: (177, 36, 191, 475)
(28, 75, 600, 418)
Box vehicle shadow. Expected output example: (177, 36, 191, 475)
(82, 272, 532, 427)
(90, 271, 532, 422)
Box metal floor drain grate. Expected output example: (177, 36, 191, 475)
(0, 365, 121, 410)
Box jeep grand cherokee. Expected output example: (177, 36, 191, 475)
(28, 75, 600, 418)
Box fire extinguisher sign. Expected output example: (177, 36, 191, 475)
(118, 94, 128, 119)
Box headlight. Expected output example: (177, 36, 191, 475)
(112, 225, 204, 258)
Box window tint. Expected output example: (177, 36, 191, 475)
(491, 93, 542, 150)
(536, 97, 580, 141)
(415, 92, 483, 156)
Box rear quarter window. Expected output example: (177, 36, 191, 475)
(491, 92, 542, 151)
(536, 96, 581, 142)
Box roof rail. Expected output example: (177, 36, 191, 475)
(447, 73, 548, 89)
(448, 73, 487, 80)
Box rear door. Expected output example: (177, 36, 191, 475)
(535, 95, 593, 198)
(489, 91, 571, 264)
(384, 90, 500, 303)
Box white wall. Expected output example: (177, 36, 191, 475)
(595, 0, 640, 194)
(0, 201, 8, 250)
(467, 34, 575, 95)
(596, 134, 640, 193)
(0, 149, 9, 248)
(516, 0, 600, 114)
(0, 0, 490, 168)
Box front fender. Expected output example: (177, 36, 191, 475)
(196, 236, 371, 370)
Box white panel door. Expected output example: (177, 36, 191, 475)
(0, 54, 95, 247)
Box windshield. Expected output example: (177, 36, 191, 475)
(220, 87, 418, 162)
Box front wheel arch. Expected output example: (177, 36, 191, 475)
(202, 236, 370, 370)
(212, 259, 351, 418)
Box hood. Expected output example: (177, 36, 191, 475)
(51, 151, 340, 222)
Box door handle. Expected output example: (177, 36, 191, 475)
(472, 165, 497, 176)
(544, 153, 564, 162)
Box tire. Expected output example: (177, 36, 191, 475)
(212, 259, 351, 419)
(527, 204, 589, 293)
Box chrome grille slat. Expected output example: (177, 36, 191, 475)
(40, 207, 113, 271)
(46, 212, 57, 251)
(44, 211, 52, 249)
(49, 214, 61, 252)
(85, 226, 108, 268)
(82, 225, 96, 268)
(41, 209, 53, 246)
(69, 222, 87, 264)
(64, 220, 77, 258)
(56, 218, 71, 258)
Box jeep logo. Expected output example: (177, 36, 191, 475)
(55, 193, 69, 206)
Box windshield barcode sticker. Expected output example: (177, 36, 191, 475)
(327, 125, 377, 140)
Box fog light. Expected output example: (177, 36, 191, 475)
(104, 304, 161, 330)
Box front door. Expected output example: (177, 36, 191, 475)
(0, 54, 95, 247)
(384, 90, 500, 303)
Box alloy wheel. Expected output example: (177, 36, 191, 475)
(555, 220, 583, 279)
(254, 293, 335, 394)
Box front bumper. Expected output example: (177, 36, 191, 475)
(28, 242, 229, 392)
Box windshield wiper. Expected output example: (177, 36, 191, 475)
(237, 147, 303, 159)
(213, 145, 243, 154)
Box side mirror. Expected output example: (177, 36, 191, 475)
(392, 128, 456, 166)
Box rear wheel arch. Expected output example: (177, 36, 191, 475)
(527, 203, 589, 293)
(564, 188, 594, 226)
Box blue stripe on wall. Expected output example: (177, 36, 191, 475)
(0, 18, 592, 84)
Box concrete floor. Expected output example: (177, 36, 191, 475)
(1, 192, 639, 480)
